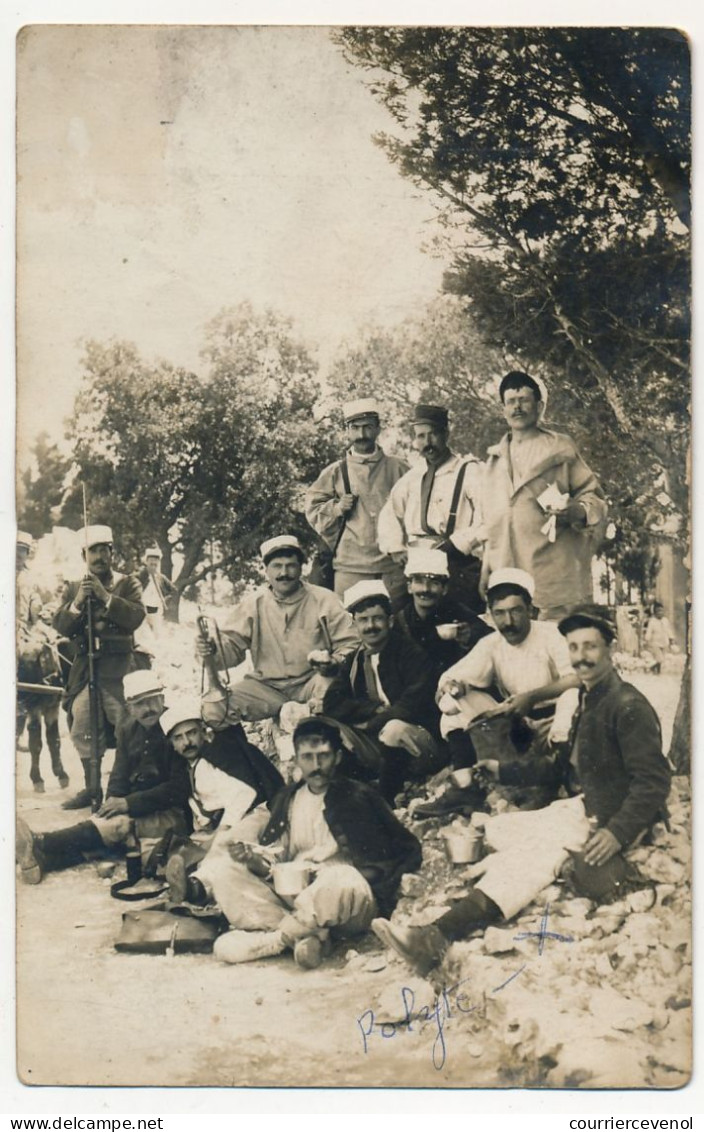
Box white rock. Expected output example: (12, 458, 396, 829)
(626, 888, 656, 913)
(589, 987, 654, 1032)
(483, 927, 518, 954)
(399, 873, 424, 898)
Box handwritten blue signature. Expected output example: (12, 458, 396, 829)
(356, 904, 573, 1070)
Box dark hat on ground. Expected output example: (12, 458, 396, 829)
(409, 404, 449, 429)
(558, 603, 616, 643)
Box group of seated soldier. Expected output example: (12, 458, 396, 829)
(16, 529, 673, 976)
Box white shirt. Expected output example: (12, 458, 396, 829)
(189, 759, 256, 833)
(287, 786, 345, 865)
(442, 620, 572, 705)
(377, 453, 484, 557)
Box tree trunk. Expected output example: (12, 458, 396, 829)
(668, 654, 690, 775)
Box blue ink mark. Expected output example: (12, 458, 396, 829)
(492, 963, 526, 994)
(513, 903, 574, 955)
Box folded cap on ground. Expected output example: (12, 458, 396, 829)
(17, 531, 33, 549)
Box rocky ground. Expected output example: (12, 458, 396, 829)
(15, 613, 691, 1089)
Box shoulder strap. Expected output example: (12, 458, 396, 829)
(445, 460, 470, 538)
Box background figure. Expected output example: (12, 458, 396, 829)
(138, 547, 179, 628)
(644, 602, 676, 673)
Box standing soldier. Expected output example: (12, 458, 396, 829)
(480, 372, 608, 621)
(138, 547, 179, 629)
(54, 524, 147, 810)
(378, 404, 485, 611)
(305, 398, 408, 605)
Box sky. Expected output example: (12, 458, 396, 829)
(16, 25, 445, 465)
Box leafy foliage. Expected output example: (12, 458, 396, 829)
(60, 305, 340, 592)
(335, 27, 690, 584)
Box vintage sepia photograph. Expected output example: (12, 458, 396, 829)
(14, 23, 691, 1091)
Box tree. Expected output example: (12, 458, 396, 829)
(17, 433, 74, 537)
(335, 28, 690, 559)
(63, 304, 340, 600)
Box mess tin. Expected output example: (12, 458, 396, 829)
(272, 861, 313, 898)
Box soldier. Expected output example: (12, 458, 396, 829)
(377, 404, 485, 611)
(480, 372, 608, 620)
(16, 531, 69, 792)
(198, 535, 358, 726)
(54, 525, 147, 810)
(304, 398, 408, 604)
(138, 547, 179, 628)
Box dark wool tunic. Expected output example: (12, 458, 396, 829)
(499, 668, 671, 846)
(260, 775, 422, 917)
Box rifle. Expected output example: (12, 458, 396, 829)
(82, 485, 103, 812)
(17, 682, 63, 695)
(196, 608, 237, 727)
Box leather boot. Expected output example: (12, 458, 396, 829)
(413, 783, 488, 820)
(371, 918, 449, 976)
(16, 818, 45, 884)
(165, 854, 209, 906)
(35, 821, 104, 872)
(62, 762, 94, 810)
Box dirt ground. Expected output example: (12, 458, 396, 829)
(15, 670, 691, 1090)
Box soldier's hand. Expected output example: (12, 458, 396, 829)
(338, 493, 357, 515)
(390, 551, 408, 568)
(97, 796, 128, 818)
(583, 827, 621, 867)
(228, 842, 270, 877)
(455, 622, 473, 648)
(79, 574, 109, 605)
(547, 501, 586, 529)
(196, 636, 216, 660)
(439, 675, 466, 698)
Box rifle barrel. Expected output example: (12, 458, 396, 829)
(17, 682, 64, 695)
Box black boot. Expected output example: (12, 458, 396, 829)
(62, 761, 95, 810)
(33, 820, 104, 875)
